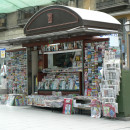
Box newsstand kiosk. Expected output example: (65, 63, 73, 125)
(19, 5, 128, 117)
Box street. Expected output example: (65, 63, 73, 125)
(0, 105, 130, 130)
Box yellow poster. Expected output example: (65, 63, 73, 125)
(1, 50, 5, 58)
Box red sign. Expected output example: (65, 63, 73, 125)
(47, 13, 53, 23)
(63, 98, 73, 115)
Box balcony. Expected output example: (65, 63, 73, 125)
(96, 0, 129, 12)
(17, 18, 31, 27)
(0, 14, 7, 31)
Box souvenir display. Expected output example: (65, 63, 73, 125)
(6, 50, 27, 94)
(84, 41, 109, 97)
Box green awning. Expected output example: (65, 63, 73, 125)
(0, 0, 58, 13)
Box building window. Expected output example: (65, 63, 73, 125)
(18, 7, 38, 21)
(0, 14, 6, 27)
(52, 0, 70, 5)
(17, 7, 39, 26)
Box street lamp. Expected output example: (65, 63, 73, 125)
(124, 20, 130, 69)
(124, 20, 130, 32)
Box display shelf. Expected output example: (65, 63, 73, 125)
(73, 106, 91, 110)
(32, 101, 63, 108)
(38, 42, 83, 95)
(42, 71, 82, 73)
(44, 49, 82, 54)
(38, 90, 80, 95)
(73, 96, 92, 111)
(38, 89, 80, 91)
(73, 96, 93, 101)
(32, 104, 54, 108)
(42, 67, 82, 73)
(7, 65, 27, 67)
(38, 71, 82, 95)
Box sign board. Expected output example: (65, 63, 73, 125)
(1, 50, 5, 58)
(99, 34, 119, 47)
(24, 6, 82, 36)
(0, 48, 6, 51)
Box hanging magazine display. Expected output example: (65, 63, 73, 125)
(84, 40, 121, 118)
(101, 50, 121, 118)
(84, 41, 109, 97)
(102, 103, 116, 118)
(91, 99, 101, 118)
(6, 50, 27, 94)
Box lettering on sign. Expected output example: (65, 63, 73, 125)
(47, 13, 53, 24)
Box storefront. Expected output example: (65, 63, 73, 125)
(1, 5, 128, 117)
(21, 5, 122, 117)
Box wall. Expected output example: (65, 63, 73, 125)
(0, 28, 25, 40)
(117, 70, 130, 117)
(48, 54, 53, 68)
(68, 0, 96, 9)
(7, 12, 18, 28)
(0, 58, 5, 86)
(0, 12, 25, 40)
(68, 0, 76, 7)
(31, 51, 38, 94)
(83, 0, 96, 10)
(0, 1, 96, 41)
(0, 58, 7, 93)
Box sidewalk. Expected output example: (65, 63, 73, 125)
(0, 105, 130, 130)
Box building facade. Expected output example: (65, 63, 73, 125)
(96, 0, 130, 68)
(0, 0, 95, 41)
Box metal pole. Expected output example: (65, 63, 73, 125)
(128, 34, 130, 70)
(119, 37, 123, 70)
(81, 40, 84, 95)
